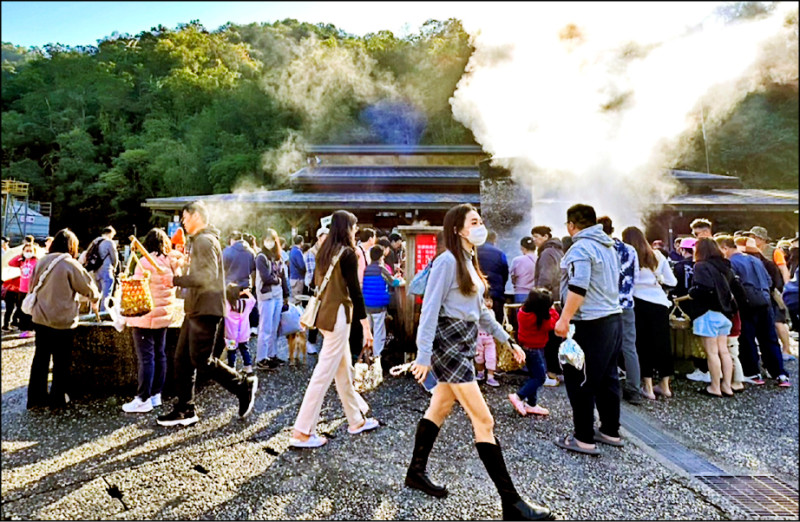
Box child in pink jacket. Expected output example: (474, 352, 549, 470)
(225, 284, 257, 374)
(476, 296, 499, 387)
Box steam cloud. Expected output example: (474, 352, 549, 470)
(451, 2, 799, 236)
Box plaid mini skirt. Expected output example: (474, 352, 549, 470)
(431, 316, 479, 384)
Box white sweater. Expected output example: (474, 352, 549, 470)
(632, 250, 677, 308)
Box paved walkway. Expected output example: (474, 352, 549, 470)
(1, 332, 797, 520)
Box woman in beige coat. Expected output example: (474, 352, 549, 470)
(122, 228, 180, 413)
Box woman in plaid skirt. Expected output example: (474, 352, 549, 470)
(405, 204, 555, 521)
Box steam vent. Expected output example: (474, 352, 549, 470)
(144, 144, 798, 241)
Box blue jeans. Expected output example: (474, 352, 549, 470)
(257, 298, 282, 362)
(131, 327, 167, 400)
(227, 342, 253, 367)
(514, 293, 528, 304)
(96, 271, 114, 312)
(518, 348, 546, 405)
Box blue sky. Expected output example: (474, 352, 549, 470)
(1, 1, 482, 48)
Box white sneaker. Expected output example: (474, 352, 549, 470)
(150, 394, 162, 407)
(686, 369, 710, 383)
(122, 396, 153, 413)
(306, 341, 318, 354)
(289, 433, 328, 448)
(543, 377, 560, 387)
(250, 327, 258, 337)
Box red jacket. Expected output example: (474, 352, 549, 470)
(517, 307, 559, 349)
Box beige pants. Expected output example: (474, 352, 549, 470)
(294, 305, 368, 435)
(727, 336, 744, 383)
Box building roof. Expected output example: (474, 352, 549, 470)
(144, 190, 480, 211)
(667, 189, 798, 212)
(306, 145, 485, 155)
(669, 169, 741, 190)
(291, 166, 479, 186)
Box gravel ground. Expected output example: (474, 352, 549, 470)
(630, 352, 799, 487)
(2, 331, 796, 520)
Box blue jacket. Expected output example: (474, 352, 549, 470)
(729, 252, 772, 303)
(363, 262, 391, 310)
(560, 224, 622, 321)
(289, 245, 306, 281)
(222, 241, 255, 289)
(477, 243, 509, 299)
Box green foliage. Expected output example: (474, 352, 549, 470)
(2, 15, 795, 244)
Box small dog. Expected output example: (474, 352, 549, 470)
(287, 330, 308, 365)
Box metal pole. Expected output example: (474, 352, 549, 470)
(22, 194, 29, 239)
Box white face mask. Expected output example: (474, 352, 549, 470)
(264, 240, 276, 250)
(23, 251, 34, 259)
(465, 225, 488, 247)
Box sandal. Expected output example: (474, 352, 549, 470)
(554, 435, 600, 456)
(697, 388, 723, 398)
(593, 429, 625, 447)
(652, 385, 673, 398)
(289, 433, 328, 449)
(348, 417, 380, 435)
(640, 387, 656, 401)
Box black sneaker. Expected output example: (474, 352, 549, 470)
(255, 359, 273, 371)
(238, 375, 258, 417)
(157, 408, 199, 427)
(267, 357, 283, 369)
(623, 388, 643, 405)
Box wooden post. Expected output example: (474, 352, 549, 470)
(128, 235, 167, 274)
(396, 225, 442, 351)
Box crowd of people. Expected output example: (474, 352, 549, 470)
(2, 199, 798, 521)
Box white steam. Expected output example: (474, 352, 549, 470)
(452, 2, 798, 236)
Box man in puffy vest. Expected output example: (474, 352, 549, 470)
(362, 245, 399, 358)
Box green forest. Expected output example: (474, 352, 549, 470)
(2, 16, 797, 240)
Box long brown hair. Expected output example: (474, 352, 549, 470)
(316, 210, 357, 277)
(694, 237, 723, 262)
(261, 229, 283, 261)
(443, 204, 488, 296)
(50, 228, 79, 258)
(621, 226, 658, 271)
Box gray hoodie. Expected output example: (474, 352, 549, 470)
(559, 224, 622, 321)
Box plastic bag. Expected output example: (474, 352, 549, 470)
(279, 303, 303, 336)
(104, 296, 127, 333)
(558, 324, 587, 385)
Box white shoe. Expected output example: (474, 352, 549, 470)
(250, 327, 258, 337)
(686, 369, 710, 383)
(150, 394, 162, 407)
(543, 377, 560, 387)
(306, 341, 318, 354)
(290, 433, 328, 448)
(348, 417, 380, 435)
(122, 396, 153, 413)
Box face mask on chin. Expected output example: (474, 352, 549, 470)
(463, 225, 488, 247)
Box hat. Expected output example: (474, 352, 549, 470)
(679, 238, 697, 249)
(746, 226, 769, 241)
(316, 227, 329, 238)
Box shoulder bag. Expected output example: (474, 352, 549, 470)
(299, 247, 345, 330)
(21, 254, 70, 315)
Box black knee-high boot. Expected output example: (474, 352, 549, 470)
(476, 439, 555, 521)
(405, 418, 448, 498)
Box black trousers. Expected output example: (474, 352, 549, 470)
(349, 317, 363, 362)
(174, 315, 246, 411)
(545, 331, 562, 375)
(633, 298, 674, 379)
(15, 292, 33, 331)
(491, 295, 505, 325)
(28, 324, 75, 408)
(3, 289, 19, 328)
(739, 305, 786, 379)
(563, 314, 622, 445)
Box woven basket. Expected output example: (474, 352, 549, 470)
(669, 302, 691, 330)
(119, 254, 153, 318)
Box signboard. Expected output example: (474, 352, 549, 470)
(167, 221, 180, 238)
(414, 234, 437, 274)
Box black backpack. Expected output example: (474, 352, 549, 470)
(83, 237, 105, 272)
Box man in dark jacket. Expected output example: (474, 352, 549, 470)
(223, 230, 255, 291)
(158, 201, 258, 427)
(532, 226, 564, 301)
(477, 230, 509, 323)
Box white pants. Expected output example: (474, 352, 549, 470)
(294, 305, 369, 435)
(368, 311, 387, 357)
